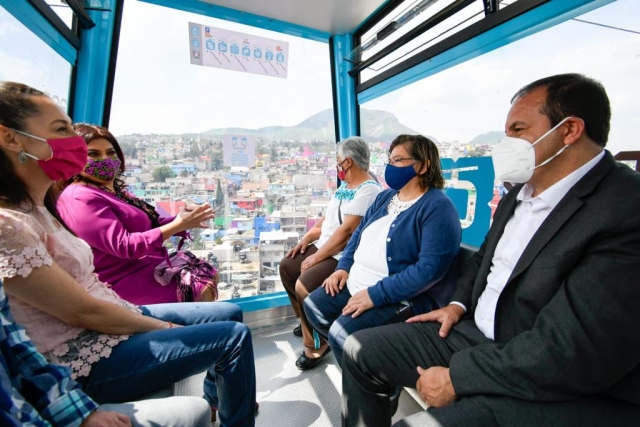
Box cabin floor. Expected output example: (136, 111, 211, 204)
(172, 319, 424, 426)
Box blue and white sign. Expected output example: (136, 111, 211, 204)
(188, 22, 289, 79)
(223, 134, 256, 167)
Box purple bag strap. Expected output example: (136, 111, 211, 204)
(163, 237, 189, 268)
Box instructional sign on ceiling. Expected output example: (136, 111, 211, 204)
(188, 22, 289, 79)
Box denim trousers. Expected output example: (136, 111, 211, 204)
(79, 302, 256, 427)
(304, 286, 410, 368)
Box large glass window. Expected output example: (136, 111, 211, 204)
(354, 0, 525, 84)
(46, 0, 75, 30)
(110, 1, 336, 300)
(360, 0, 639, 241)
(0, 5, 72, 111)
(356, 0, 486, 83)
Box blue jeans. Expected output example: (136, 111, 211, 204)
(79, 302, 256, 427)
(304, 287, 410, 368)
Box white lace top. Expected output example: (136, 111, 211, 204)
(0, 206, 140, 379)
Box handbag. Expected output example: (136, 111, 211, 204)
(154, 241, 218, 302)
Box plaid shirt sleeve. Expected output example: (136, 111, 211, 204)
(0, 279, 98, 427)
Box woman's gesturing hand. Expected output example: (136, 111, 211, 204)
(177, 203, 215, 230)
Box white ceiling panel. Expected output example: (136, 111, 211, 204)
(198, 0, 388, 35)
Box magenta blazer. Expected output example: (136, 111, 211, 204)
(57, 184, 179, 305)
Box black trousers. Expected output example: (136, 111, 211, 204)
(341, 319, 640, 427)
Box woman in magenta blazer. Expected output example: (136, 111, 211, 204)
(57, 124, 214, 305)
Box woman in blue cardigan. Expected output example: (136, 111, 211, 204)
(304, 134, 461, 368)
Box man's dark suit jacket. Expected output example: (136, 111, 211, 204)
(448, 151, 640, 406)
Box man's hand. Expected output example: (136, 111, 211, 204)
(81, 411, 131, 427)
(406, 304, 465, 338)
(416, 366, 457, 408)
(342, 289, 374, 318)
(286, 239, 309, 258)
(322, 270, 348, 296)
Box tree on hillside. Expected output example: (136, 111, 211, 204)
(119, 142, 136, 158)
(153, 166, 176, 182)
(189, 143, 202, 159)
(180, 169, 190, 177)
(216, 178, 224, 206)
(270, 146, 278, 162)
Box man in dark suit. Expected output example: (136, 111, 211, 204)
(340, 74, 640, 427)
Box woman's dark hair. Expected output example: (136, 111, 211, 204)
(69, 123, 127, 192)
(511, 73, 611, 147)
(0, 81, 69, 229)
(389, 134, 445, 189)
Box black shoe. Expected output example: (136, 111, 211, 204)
(295, 348, 332, 371)
(293, 323, 302, 337)
(390, 386, 401, 417)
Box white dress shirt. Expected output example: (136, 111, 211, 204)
(458, 151, 604, 340)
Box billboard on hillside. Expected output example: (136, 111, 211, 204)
(223, 134, 256, 168)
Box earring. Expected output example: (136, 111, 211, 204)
(18, 151, 28, 164)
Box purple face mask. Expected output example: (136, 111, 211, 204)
(84, 157, 122, 181)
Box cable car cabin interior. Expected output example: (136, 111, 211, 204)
(1, 0, 638, 426)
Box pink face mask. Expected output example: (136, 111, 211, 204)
(13, 129, 88, 180)
(337, 159, 350, 181)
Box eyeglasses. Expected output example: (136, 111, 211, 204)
(385, 156, 416, 166)
(336, 159, 348, 169)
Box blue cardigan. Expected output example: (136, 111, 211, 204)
(337, 188, 461, 314)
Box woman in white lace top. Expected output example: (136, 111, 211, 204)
(0, 82, 256, 427)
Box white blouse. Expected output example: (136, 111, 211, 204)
(347, 193, 424, 296)
(314, 180, 382, 260)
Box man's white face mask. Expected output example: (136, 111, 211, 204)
(492, 117, 572, 183)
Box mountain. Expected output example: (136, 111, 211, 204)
(200, 109, 419, 142)
(467, 130, 505, 145)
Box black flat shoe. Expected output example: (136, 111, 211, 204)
(293, 323, 302, 337)
(295, 347, 332, 371)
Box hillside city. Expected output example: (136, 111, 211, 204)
(117, 109, 502, 300)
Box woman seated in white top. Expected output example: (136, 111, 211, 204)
(279, 137, 382, 370)
(304, 134, 462, 368)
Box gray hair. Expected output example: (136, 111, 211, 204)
(337, 136, 370, 171)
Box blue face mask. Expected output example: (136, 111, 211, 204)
(385, 163, 417, 190)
